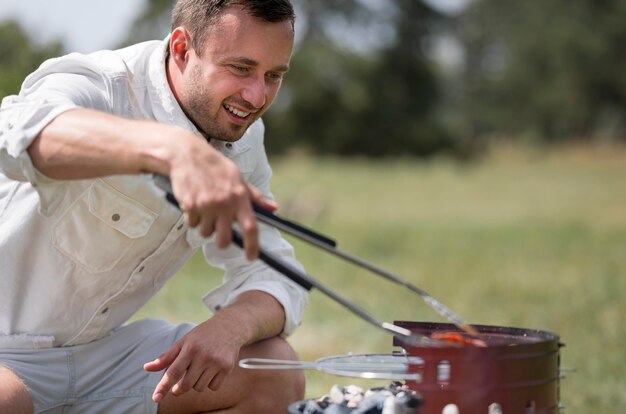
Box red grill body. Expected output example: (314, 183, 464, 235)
(394, 321, 562, 414)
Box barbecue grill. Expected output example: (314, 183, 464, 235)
(393, 321, 563, 414)
(155, 176, 567, 413)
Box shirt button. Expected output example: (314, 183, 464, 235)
(101, 307, 109, 314)
(111, 213, 121, 222)
(177, 223, 184, 231)
(226, 143, 233, 149)
(138, 266, 145, 273)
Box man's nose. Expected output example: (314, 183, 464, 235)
(241, 75, 267, 109)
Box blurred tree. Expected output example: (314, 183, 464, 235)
(120, 0, 174, 45)
(457, 0, 626, 142)
(266, 0, 455, 156)
(120, 0, 456, 157)
(0, 21, 64, 99)
(354, 0, 453, 156)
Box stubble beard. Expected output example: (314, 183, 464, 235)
(184, 66, 247, 143)
(186, 95, 242, 143)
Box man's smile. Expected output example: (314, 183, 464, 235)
(223, 103, 252, 119)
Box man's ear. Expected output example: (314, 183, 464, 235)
(169, 27, 191, 66)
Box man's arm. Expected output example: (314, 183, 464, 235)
(28, 107, 180, 179)
(28, 107, 276, 259)
(143, 290, 285, 401)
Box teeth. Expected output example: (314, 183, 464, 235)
(224, 104, 250, 118)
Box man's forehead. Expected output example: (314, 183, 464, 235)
(206, 6, 294, 43)
(201, 9, 294, 66)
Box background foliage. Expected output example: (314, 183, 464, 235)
(0, 21, 62, 99)
(1, 1, 625, 412)
(457, 0, 626, 143)
(133, 145, 626, 412)
(2, 0, 624, 155)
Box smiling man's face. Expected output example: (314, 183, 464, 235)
(169, 6, 294, 142)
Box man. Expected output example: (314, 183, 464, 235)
(0, 0, 308, 413)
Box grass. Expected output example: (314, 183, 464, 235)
(132, 142, 626, 412)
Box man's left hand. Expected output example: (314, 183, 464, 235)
(143, 317, 245, 403)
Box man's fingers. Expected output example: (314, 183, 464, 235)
(238, 205, 259, 260)
(193, 368, 216, 392)
(143, 357, 166, 372)
(174, 180, 266, 258)
(242, 226, 259, 261)
(184, 211, 200, 228)
(247, 184, 278, 212)
(148, 342, 188, 403)
(144, 343, 181, 372)
(214, 209, 234, 249)
(171, 357, 215, 395)
(198, 212, 216, 238)
(152, 360, 190, 403)
(208, 370, 227, 391)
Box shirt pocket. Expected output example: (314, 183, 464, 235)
(53, 180, 157, 273)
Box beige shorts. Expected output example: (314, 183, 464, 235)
(0, 318, 194, 414)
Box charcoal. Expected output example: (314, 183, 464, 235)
(316, 396, 332, 409)
(290, 401, 307, 413)
(352, 394, 386, 414)
(365, 389, 393, 399)
(345, 384, 364, 395)
(396, 393, 422, 409)
(302, 400, 325, 414)
(344, 385, 364, 408)
(330, 385, 346, 404)
(323, 404, 353, 414)
(291, 382, 422, 414)
(442, 404, 460, 414)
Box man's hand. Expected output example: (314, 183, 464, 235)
(168, 137, 277, 261)
(29, 109, 277, 260)
(143, 291, 286, 403)
(143, 318, 244, 403)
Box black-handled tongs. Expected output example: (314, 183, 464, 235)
(154, 175, 483, 347)
(252, 205, 484, 339)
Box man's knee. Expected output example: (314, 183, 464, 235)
(0, 366, 34, 414)
(269, 337, 305, 399)
(157, 337, 305, 414)
(248, 335, 298, 361)
(243, 336, 305, 401)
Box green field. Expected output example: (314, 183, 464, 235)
(133, 143, 626, 412)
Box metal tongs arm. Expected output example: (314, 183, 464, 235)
(230, 232, 440, 347)
(238, 353, 424, 380)
(253, 204, 483, 341)
(153, 176, 440, 347)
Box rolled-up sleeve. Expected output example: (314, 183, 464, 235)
(201, 122, 310, 337)
(0, 55, 111, 214)
(201, 226, 309, 337)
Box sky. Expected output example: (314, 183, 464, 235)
(0, 0, 470, 54)
(0, 0, 146, 53)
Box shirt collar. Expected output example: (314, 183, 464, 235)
(146, 35, 196, 132)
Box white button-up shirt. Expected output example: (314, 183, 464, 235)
(0, 38, 309, 349)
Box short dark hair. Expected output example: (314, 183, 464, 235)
(171, 0, 295, 53)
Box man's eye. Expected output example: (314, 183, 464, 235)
(232, 65, 249, 73)
(266, 73, 284, 82)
